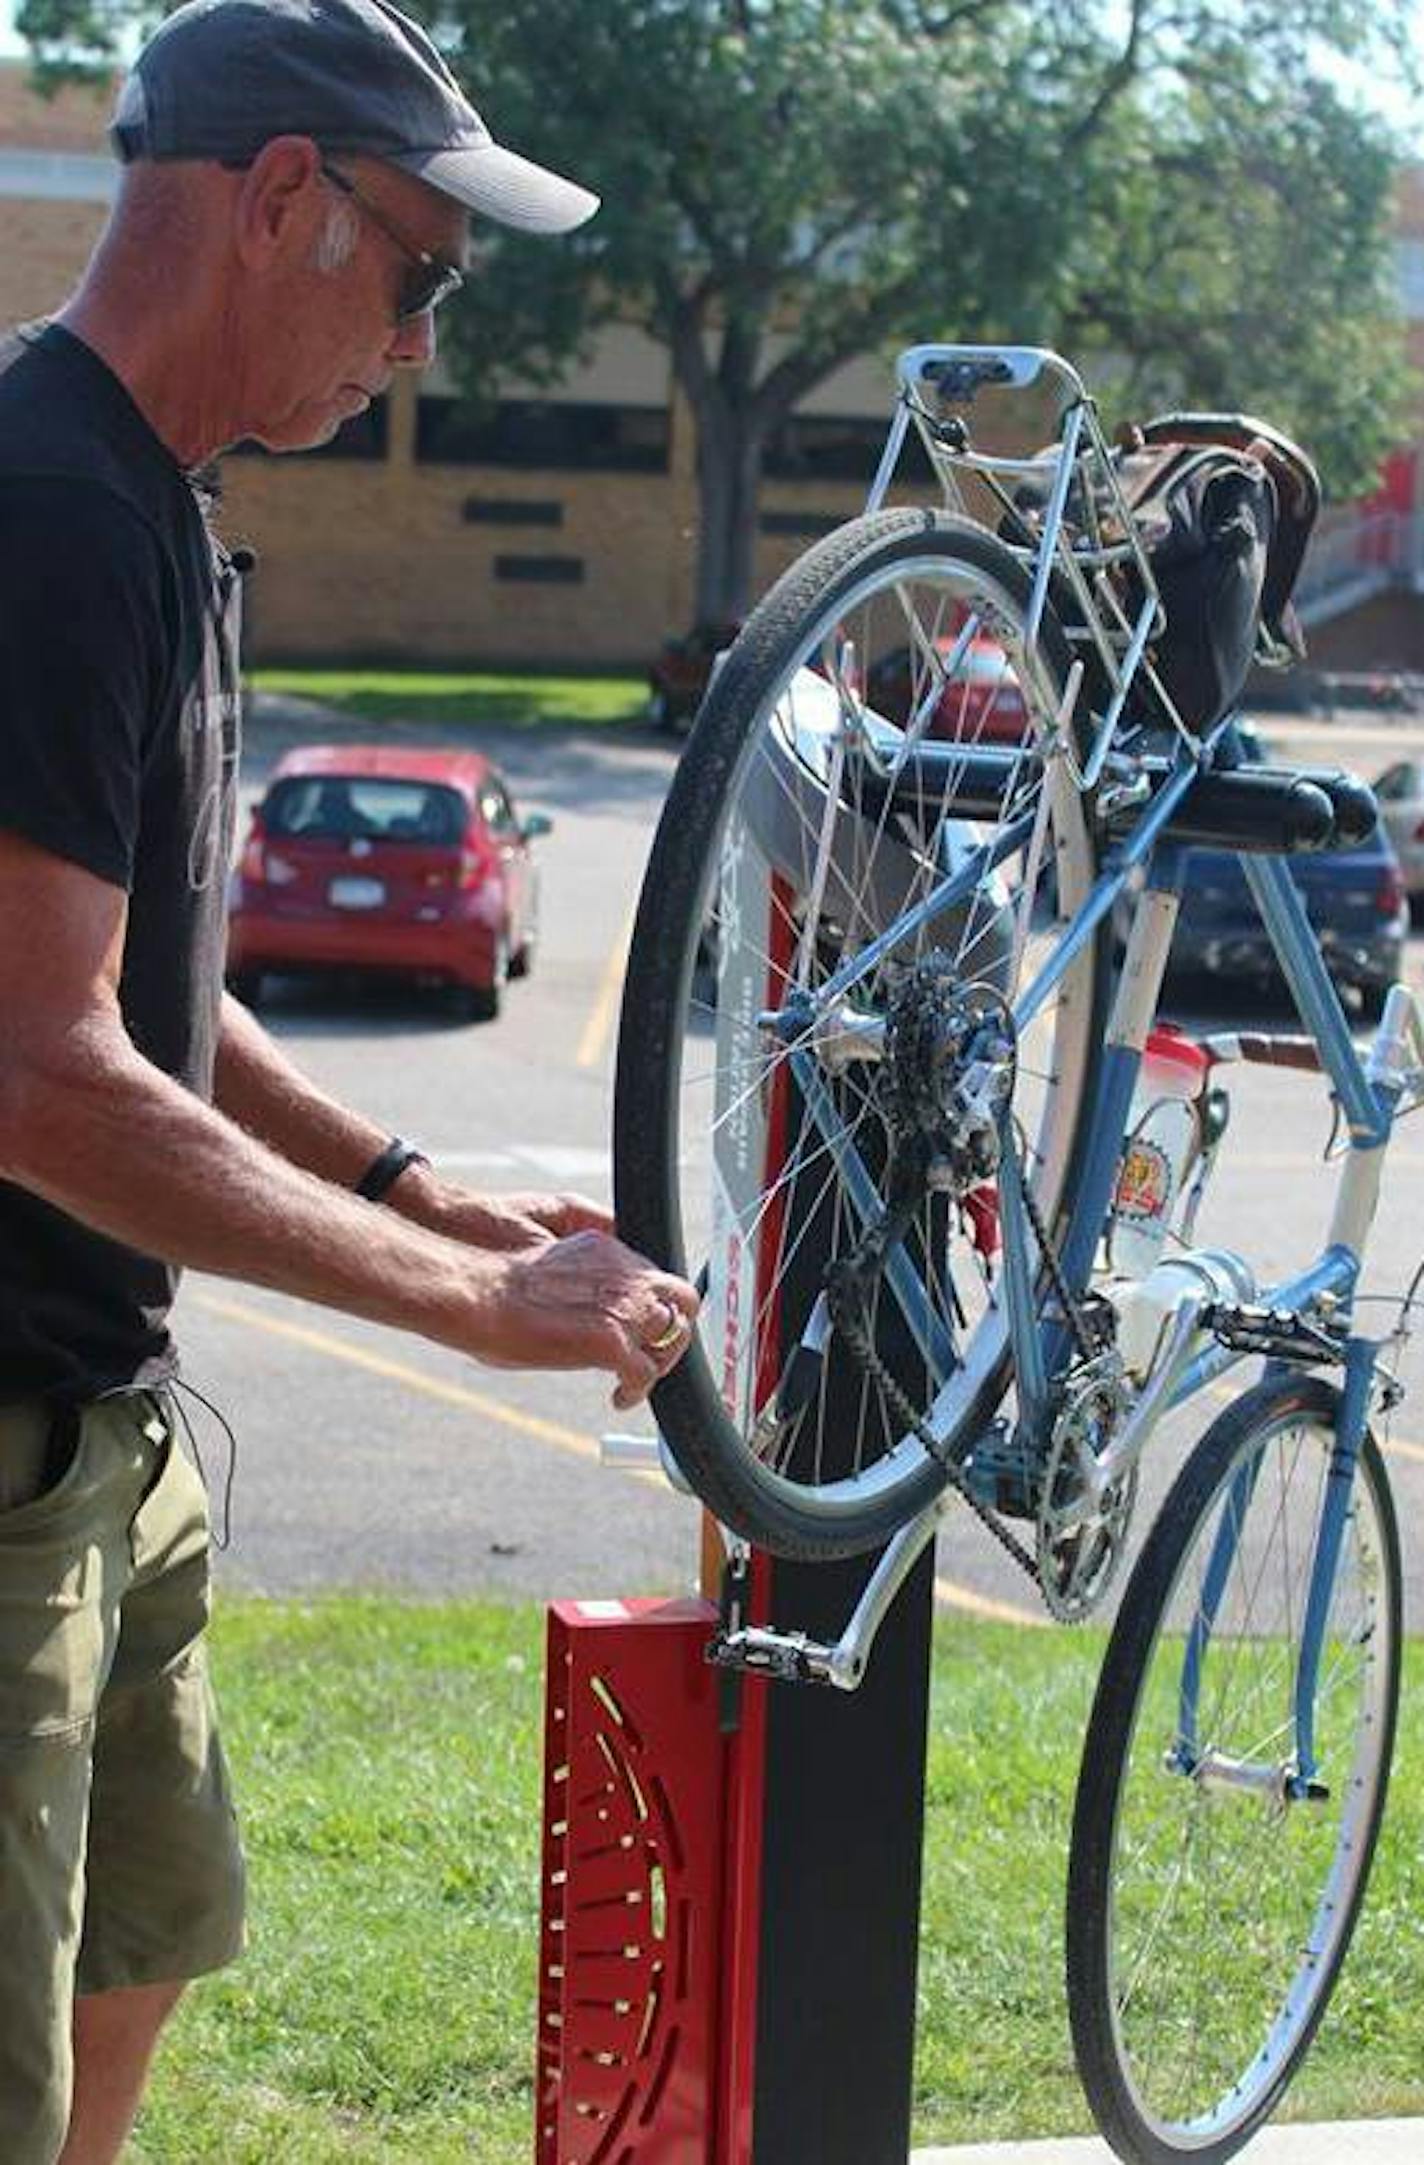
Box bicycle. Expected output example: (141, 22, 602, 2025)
(612, 345, 1420, 2162)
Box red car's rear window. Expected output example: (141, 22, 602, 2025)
(265, 777, 466, 846)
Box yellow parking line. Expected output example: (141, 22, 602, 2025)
(933, 1574, 1048, 1628)
(576, 905, 634, 1070)
(191, 1290, 668, 1478)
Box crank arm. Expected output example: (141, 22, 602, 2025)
(1086, 1294, 1206, 1502)
(707, 1498, 945, 1693)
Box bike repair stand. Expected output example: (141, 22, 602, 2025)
(535, 1469, 937, 2165)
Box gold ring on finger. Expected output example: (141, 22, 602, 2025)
(647, 1303, 687, 1353)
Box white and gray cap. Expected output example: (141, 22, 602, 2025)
(110, 0, 598, 235)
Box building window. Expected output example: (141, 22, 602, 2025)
(763, 413, 931, 485)
(494, 555, 585, 584)
(463, 497, 563, 526)
(763, 414, 883, 483)
(418, 396, 671, 472)
(227, 397, 389, 461)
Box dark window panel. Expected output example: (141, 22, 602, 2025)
(418, 396, 670, 473)
(494, 555, 585, 584)
(462, 497, 563, 526)
(763, 412, 932, 485)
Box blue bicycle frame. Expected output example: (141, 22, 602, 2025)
(793, 718, 1422, 1740)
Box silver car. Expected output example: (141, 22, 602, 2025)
(1373, 759, 1424, 899)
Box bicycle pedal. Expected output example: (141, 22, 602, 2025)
(706, 1624, 837, 1687)
(1202, 1301, 1346, 1366)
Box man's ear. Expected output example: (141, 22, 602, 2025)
(231, 135, 324, 268)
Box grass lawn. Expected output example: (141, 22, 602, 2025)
(132, 1598, 1424, 2162)
(248, 668, 649, 733)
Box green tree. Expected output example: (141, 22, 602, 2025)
(24, 0, 1418, 622)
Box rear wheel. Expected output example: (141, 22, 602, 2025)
(614, 509, 1109, 1558)
(1067, 1374, 1401, 2163)
(454, 934, 508, 1023)
(228, 967, 265, 1010)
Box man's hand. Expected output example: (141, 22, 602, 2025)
(481, 1230, 699, 1409)
(431, 1188, 615, 1252)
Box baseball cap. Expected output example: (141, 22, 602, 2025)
(110, 0, 598, 235)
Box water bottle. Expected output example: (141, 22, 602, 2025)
(1106, 1024, 1211, 1280)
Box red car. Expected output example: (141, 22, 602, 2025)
(226, 745, 549, 1020)
(865, 631, 1029, 743)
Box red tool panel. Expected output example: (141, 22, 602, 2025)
(537, 1597, 728, 2165)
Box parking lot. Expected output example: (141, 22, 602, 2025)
(181, 705, 1424, 1623)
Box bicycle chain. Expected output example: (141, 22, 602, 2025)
(823, 1128, 1103, 1606)
(824, 1239, 1045, 1592)
(1017, 1143, 1097, 1365)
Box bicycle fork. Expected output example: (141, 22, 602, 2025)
(1169, 1335, 1377, 1807)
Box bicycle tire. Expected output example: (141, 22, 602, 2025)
(1066, 1373, 1402, 2164)
(615, 508, 1110, 1558)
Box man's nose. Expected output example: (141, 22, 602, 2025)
(389, 311, 437, 367)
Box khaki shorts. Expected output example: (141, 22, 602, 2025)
(0, 1391, 246, 2165)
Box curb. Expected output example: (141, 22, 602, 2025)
(910, 2120, 1422, 2163)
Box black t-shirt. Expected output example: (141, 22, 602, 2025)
(0, 322, 242, 1401)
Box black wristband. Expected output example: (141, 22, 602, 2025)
(355, 1137, 430, 1204)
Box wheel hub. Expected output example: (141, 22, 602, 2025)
(883, 954, 1016, 1193)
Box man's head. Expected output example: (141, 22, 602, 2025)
(111, 0, 598, 235)
(90, 0, 597, 458)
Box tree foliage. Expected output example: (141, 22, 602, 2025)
(26, 0, 1419, 619)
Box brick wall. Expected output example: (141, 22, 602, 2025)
(0, 196, 106, 322)
(0, 64, 112, 151)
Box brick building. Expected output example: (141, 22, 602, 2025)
(1, 59, 1420, 670)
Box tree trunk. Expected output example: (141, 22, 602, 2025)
(688, 391, 768, 629)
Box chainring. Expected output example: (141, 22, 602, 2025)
(1036, 1357, 1137, 1622)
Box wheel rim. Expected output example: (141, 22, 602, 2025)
(661, 535, 1100, 1531)
(1102, 1410, 1395, 2148)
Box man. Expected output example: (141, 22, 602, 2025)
(0, 3, 698, 2157)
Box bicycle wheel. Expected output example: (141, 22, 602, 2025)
(1067, 1374, 1402, 2164)
(615, 509, 1109, 1558)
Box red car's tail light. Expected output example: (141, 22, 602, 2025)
(458, 845, 485, 888)
(240, 830, 298, 887)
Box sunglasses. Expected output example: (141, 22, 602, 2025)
(319, 160, 465, 324)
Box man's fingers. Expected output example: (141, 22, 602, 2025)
(612, 1341, 659, 1410)
(555, 1193, 615, 1235)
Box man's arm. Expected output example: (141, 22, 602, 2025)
(0, 832, 695, 1405)
(215, 992, 613, 1249)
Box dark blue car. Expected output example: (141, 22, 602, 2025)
(1166, 828, 1407, 1020)
(1159, 726, 1407, 1019)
